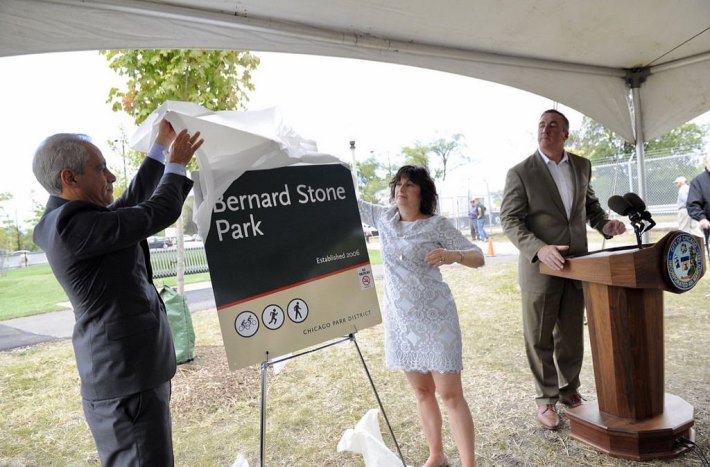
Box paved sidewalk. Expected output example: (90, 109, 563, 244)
(0, 281, 216, 352)
(0, 242, 519, 352)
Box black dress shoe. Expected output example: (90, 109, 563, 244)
(559, 392, 583, 408)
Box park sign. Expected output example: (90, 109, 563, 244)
(204, 163, 382, 370)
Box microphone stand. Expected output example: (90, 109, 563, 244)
(631, 221, 644, 248)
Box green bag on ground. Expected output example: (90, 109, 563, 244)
(160, 285, 196, 364)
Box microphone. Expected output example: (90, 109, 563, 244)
(622, 192, 646, 212)
(607, 195, 632, 216)
(623, 192, 656, 233)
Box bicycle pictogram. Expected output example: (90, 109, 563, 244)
(235, 311, 259, 338)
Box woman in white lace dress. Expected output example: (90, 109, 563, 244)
(358, 166, 484, 467)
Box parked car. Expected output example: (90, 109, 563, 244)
(362, 223, 378, 238)
(147, 236, 169, 249)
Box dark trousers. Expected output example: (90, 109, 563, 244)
(83, 381, 173, 466)
(521, 281, 584, 406)
(469, 219, 478, 240)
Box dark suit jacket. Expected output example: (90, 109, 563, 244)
(500, 150, 609, 293)
(687, 169, 710, 222)
(34, 157, 193, 400)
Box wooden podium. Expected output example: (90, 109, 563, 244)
(540, 231, 705, 460)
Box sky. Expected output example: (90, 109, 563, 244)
(1, 50, 708, 226)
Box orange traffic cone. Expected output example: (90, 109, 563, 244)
(486, 238, 496, 257)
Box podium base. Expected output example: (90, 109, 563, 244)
(566, 394, 694, 461)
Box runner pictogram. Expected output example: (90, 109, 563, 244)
(262, 304, 285, 330)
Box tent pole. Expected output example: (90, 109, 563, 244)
(627, 69, 650, 243)
(631, 87, 646, 200)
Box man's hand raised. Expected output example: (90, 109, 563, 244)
(167, 129, 204, 167)
(155, 119, 177, 147)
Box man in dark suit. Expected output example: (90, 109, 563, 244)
(687, 155, 710, 259)
(32, 120, 203, 465)
(500, 109, 625, 430)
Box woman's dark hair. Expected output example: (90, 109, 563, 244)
(389, 165, 438, 215)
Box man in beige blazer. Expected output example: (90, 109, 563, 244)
(500, 109, 625, 430)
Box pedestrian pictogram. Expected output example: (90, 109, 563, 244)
(287, 298, 309, 323)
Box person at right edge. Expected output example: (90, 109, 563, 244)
(687, 155, 710, 259)
(500, 109, 626, 430)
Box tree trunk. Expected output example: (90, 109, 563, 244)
(176, 213, 185, 295)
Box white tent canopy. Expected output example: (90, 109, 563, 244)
(2, 0, 709, 146)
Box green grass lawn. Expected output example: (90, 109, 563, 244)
(0, 248, 383, 321)
(1, 263, 708, 466)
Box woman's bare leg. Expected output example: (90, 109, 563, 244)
(432, 372, 475, 467)
(405, 371, 448, 467)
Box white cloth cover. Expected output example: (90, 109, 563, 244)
(337, 408, 411, 467)
(131, 101, 342, 240)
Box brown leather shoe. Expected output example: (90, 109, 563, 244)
(559, 392, 583, 408)
(537, 404, 560, 430)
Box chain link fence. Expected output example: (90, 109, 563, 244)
(591, 150, 706, 215)
(441, 149, 707, 231)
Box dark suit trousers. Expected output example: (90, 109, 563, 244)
(521, 280, 584, 406)
(83, 381, 173, 466)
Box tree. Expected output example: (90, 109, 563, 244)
(356, 157, 391, 204)
(102, 49, 260, 293)
(400, 134, 468, 181)
(401, 143, 431, 171)
(428, 133, 466, 181)
(568, 116, 708, 207)
(103, 50, 259, 125)
(105, 125, 147, 199)
(568, 116, 706, 163)
(645, 123, 706, 156)
(0, 192, 12, 252)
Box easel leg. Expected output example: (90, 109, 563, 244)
(349, 333, 407, 467)
(260, 352, 269, 467)
(257, 337, 406, 466)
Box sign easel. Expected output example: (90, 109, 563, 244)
(200, 164, 392, 464)
(258, 333, 406, 466)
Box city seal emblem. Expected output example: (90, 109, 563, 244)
(662, 231, 704, 292)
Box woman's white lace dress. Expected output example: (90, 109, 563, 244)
(359, 200, 479, 373)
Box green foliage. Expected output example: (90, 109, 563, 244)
(401, 142, 431, 170)
(101, 49, 259, 174)
(105, 125, 140, 198)
(0, 192, 38, 252)
(356, 157, 392, 203)
(100, 48, 261, 289)
(30, 199, 44, 225)
(428, 133, 466, 181)
(645, 123, 706, 156)
(569, 116, 707, 163)
(356, 134, 468, 202)
(101, 49, 260, 125)
(400, 134, 467, 181)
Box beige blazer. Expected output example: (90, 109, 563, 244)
(500, 150, 610, 293)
